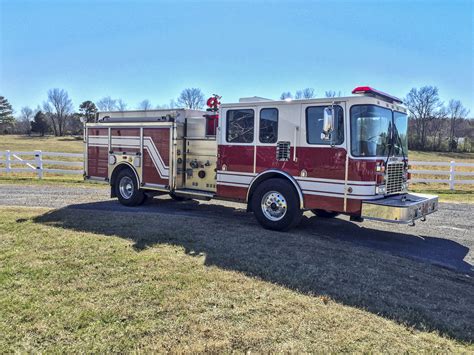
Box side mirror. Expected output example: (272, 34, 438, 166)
(321, 107, 335, 141)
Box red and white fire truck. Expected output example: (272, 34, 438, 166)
(84, 87, 438, 231)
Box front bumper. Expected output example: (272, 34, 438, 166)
(361, 193, 438, 224)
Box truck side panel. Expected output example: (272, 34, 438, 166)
(87, 128, 108, 179)
(142, 128, 171, 187)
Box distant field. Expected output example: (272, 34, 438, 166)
(0, 135, 473, 202)
(0, 134, 83, 153)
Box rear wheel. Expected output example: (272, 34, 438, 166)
(115, 169, 146, 206)
(251, 178, 302, 231)
(312, 209, 339, 218)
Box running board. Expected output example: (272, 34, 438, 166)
(173, 188, 215, 200)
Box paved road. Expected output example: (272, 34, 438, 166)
(1, 183, 472, 274)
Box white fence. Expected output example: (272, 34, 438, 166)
(0, 150, 83, 178)
(0, 150, 473, 190)
(409, 161, 474, 190)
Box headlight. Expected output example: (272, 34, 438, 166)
(108, 155, 116, 165)
(376, 185, 386, 194)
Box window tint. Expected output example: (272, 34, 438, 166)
(259, 108, 278, 143)
(306, 106, 344, 145)
(226, 109, 255, 143)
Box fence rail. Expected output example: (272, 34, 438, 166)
(1, 150, 473, 190)
(0, 150, 83, 178)
(408, 160, 474, 190)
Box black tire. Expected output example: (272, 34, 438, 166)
(312, 209, 339, 218)
(251, 178, 302, 231)
(114, 169, 146, 206)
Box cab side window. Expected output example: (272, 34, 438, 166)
(259, 108, 278, 143)
(306, 106, 344, 145)
(226, 109, 254, 143)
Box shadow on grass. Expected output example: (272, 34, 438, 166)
(33, 199, 474, 342)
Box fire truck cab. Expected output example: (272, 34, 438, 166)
(84, 87, 438, 231)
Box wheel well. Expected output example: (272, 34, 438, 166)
(110, 163, 139, 198)
(246, 171, 304, 211)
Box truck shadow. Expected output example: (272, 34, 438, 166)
(33, 199, 473, 342)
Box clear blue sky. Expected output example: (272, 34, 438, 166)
(1, 0, 473, 114)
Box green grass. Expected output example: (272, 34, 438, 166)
(0, 206, 473, 352)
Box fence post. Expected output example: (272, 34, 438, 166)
(449, 160, 455, 190)
(5, 150, 11, 174)
(35, 150, 43, 179)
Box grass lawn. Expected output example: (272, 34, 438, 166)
(0, 135, 473, 202)
(0, 134, 83, 153)
(0, 206, 473, 352)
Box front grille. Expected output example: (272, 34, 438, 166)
(385, 161, 404, 194)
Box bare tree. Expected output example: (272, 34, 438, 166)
(16, 106, 34, 135)
(404, 86, 443, 150)
(447, 99, 470, 151)
(280, 92, 292, 100)
(117, 99, 128, 111)
(296, 88, 315, 99)
(169, 99, 177, 109)
(96, 96, 117, 111)
(138, 99, 152, 111)
(20, 106, 34, 121)
(42, 88, 73, 136)
(325, 90, 342, 98)
(177, 88, 205, 109)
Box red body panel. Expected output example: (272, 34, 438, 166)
(142, 128, 170, 186)
(217, 144, 378, 214)
(111, 128, 140, 154)
(87, 128, 108, 178)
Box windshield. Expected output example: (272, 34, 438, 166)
(393, 111, 408, 156)
(350, 105, 408, 157)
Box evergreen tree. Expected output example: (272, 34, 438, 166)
(0, 96, 14, 133)
(31, 111, 49, 136)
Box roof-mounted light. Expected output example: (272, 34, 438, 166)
(352, 86, 403, 104)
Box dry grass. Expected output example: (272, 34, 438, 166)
(0, 206, 472, 352)
(0, 134, 83, 153)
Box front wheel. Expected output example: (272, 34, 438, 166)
(251, 178, 302, 231)
(115, 169, 146, 206)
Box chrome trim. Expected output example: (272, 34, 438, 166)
(111, 162, 141, 186)
(261, 190, 288, 221)
(246, 169, 305, 209)
(119, 176, 134, 199)
(142, 183, 169, 192)
(361, 193, 438, 224)
(87, 176, 107, 182)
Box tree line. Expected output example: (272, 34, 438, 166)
(279, 86, 472, 152)
(0, 88, 206, 137)
(1, 86, 472, 152)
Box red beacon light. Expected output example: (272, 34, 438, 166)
(352, 86, 403, 104)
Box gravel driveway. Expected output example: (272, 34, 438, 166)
(1, 183, 472, 274)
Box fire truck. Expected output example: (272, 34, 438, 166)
(84, 86, 438, 231)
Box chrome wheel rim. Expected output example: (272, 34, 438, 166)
(119, 176, 134, 199)
(261, 191, 287, 221)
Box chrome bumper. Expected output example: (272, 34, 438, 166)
(361, 193, 438, 224)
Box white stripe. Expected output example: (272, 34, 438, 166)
(303, 190, 379, 200)
(217, 182, 249, 188)
(217, 173, 253, 185)
(89, 135, 169, 179)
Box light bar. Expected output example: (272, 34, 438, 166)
(352, 86, 403, 104)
